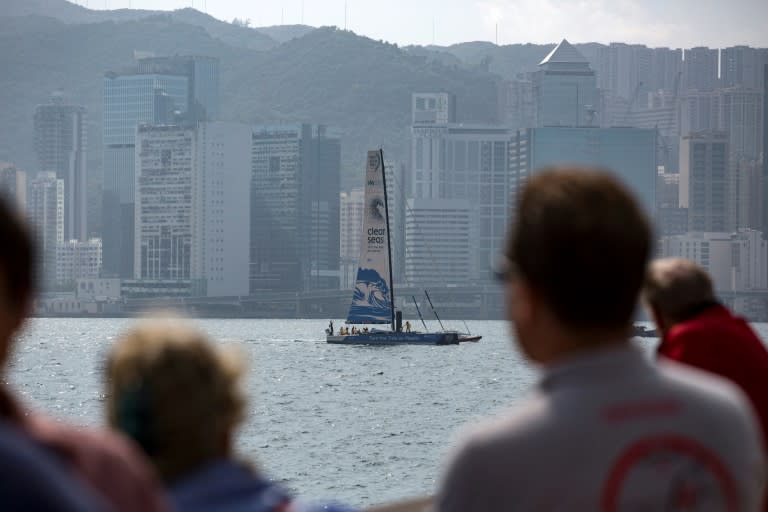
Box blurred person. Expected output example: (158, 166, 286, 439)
(643, 258, 768, 451)
(0, 196, 169, 512)
(106, 319, 356, 512)
(0, 420, 107, 511)
(437, 168, 765, 511)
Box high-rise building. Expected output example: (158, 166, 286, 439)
(55, 238, 102, 285)
(731, 159, 763, 231)
(133, 122, 250, 297)
(680, 88, 762, 229)
(719, 88, 763, 162)
(250, 124, 341, 292)
(508, 126, 657, 215)
(384, 159, 406, 284)
(404, 198, 475, 286)
(0, 162, 26, 214)
(339, 188, 364, 289)
(657, 169, 680, 208)
(604, 43, 653, 108)
(534, 39, 599, 127)
(134, 125, 195, 282)
(102, 55, 219, 279)
(34, 93, 87, 241)
(683, 47, 719, 92)
(763, 64, 768, 237)
(28, 172, 64, 288)
(103, 73, 188, 279)
(661, 229, 767, 292)
(412, 92, 456, 125)
(411, 95, 510, 280)
(196, 122, 252, 297)
(656, 169, 688, 236)
(499, 76, 535, 129)
(136, 55, 220, 122)
(680, 87, 763, 161)
(721, 46, 768, 90)
(594, 45, 681, 123)
(679, 131, 729, 232)
(680, 90, 720, 136)
(625, 107, 679, 172)
(650, 47, 683, 93)
(719, 88, 764, 231)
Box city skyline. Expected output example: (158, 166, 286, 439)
(3, 3, 768, 318)
(70, 0, 768, 48)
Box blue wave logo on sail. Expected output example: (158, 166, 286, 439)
(348, 268, 391, 323)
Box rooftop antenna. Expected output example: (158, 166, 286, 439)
(301, 0, 305, 24)
(344, 1, 347, 30)
(432, 17, 435, 45)
(281, 6, 285, 24)
(495, 23, 498, 45)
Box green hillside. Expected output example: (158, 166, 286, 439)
(0, 13, 501, 191)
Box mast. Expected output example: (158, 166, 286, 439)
(412, 295, 428, 331)
(380, 149, 396, 331)
(424, 290, 445, 331)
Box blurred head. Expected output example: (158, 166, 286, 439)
(0, 197, 35, 368)
(106, 319, 245, 483)
(642, 258, 718, 336)
(502, 167, 652, 364)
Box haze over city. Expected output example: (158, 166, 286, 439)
(3, 1, 768, 510)
(71, 0, 768, 48)
(1, 0, 768, 322)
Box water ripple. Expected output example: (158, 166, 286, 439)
(4, 317, 685, 507)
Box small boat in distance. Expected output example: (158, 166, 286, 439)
(632, 324, 658, 338)
(326, 150, 471, 346)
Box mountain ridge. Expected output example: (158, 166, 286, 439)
(0, 14, 503, 197)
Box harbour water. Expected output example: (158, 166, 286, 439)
(7, 318, 768, 506)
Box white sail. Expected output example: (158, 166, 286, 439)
(346, 150, 393, 324)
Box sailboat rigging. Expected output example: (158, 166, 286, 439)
(326, 149, 473, 345)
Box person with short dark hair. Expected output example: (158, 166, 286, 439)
(643, 258, 768, 453)
(0, 197, 169, 512)
(437, 168, 765, 511)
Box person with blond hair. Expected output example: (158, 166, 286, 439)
(106, 319, 356, 512)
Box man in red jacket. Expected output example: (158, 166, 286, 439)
(643, 257, 768, 451)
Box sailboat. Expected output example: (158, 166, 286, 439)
(326, 150, 461, 345)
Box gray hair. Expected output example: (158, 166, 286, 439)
(643, 258, 716, 322)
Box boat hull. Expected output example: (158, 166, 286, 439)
(326, 331, 459, 345)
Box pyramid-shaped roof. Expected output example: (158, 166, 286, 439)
(539, 39, 588, 66)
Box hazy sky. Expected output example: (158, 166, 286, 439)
(74, 0, 768, 49)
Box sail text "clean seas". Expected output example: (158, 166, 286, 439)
(368, 227, 386, 244)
